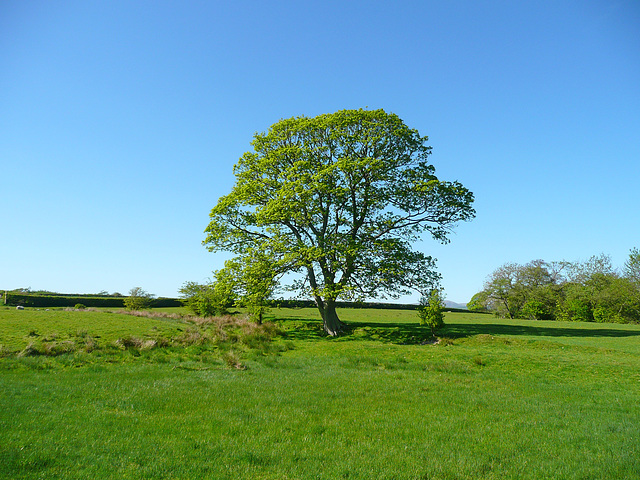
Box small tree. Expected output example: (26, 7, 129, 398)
(478, 263, 525, 318)
(124, 287, 154, 311)
(467, 291, 489, 313)
(179, 281, 231, 317)
(214, 253, 280, 324)
(417, 289, 445, 336)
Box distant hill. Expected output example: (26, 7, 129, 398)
(444, 300, 467, 310)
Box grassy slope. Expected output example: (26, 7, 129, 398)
(1, 307, 639, 479)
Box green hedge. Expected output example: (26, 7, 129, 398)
(4, 293, 182, 309)
(151, 298, 183, 308)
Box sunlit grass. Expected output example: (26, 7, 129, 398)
(1, 308, 639, 479)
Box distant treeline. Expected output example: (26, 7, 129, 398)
(469, 249, 640, 324)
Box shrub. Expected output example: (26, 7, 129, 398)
(521, 300, 550, 320)
(74, 303, 86, 310)
(417, 289, 445, 336)
(179, 281, 231, 317)
(124, 287, 154, 311)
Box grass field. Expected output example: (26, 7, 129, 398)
(1, 306, 639, 479)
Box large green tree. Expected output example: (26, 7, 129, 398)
(204, 109, 475, 335)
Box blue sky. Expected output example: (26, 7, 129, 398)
(1, 0, 638, 303)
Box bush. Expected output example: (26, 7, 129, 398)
(521, 300, 554, 320)
(467, 291, 489, 313)
(179, 281, 232, 317)
(74, 303, 86, 310)
(417, 290, 445, 336)
(123, 287, 154, 311)
(556, 296, 592, 322)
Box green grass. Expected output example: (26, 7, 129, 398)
(0, 308, 183, 352)
(1, 307, 639, 479)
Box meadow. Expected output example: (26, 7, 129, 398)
(1, 306, 639, 479)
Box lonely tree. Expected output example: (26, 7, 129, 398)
(204, 109, 475, 335)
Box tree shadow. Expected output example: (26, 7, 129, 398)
(341, 322, 430, 344)
(443, 322, 640, 340)
(275, 317, 430, 344)
(274, 316, 640, 345)
(273, 318, 327, 341)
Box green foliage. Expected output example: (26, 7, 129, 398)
(520, 284, 558, 320)
(214, 254, 280, 324)
(74, 303, 86, 310)
(150, 297, 184, 308)
(556, 284, 593, 322)
(4, 293, 125, 308)
(203, 109, 475, 335)
(520, 300, 546, 320)
(2, 292, 181, 309)
(417, 289, 445, 335)
(624, 247, 640, 286)
(179, 281, 231, 317)
(123, 287, 154, 311)
(467, 291, 489, 313)
(587, 273, 640, 324)
(473, 254, 640, 324)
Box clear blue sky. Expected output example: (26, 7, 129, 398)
(1, 0, 638, 303)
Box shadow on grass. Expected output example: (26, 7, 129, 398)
(275, 318, 327, 341)
(275, 317, 431, 344)
(443, 322, 640, 340)
(275, 316, 640, 345)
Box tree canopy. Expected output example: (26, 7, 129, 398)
(204, 109, 475, 335)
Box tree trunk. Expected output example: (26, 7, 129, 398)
(320, 299, 344, 336)
(307, 267, 345, 336)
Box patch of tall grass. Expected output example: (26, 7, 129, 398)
(0, 309, 285, 370)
